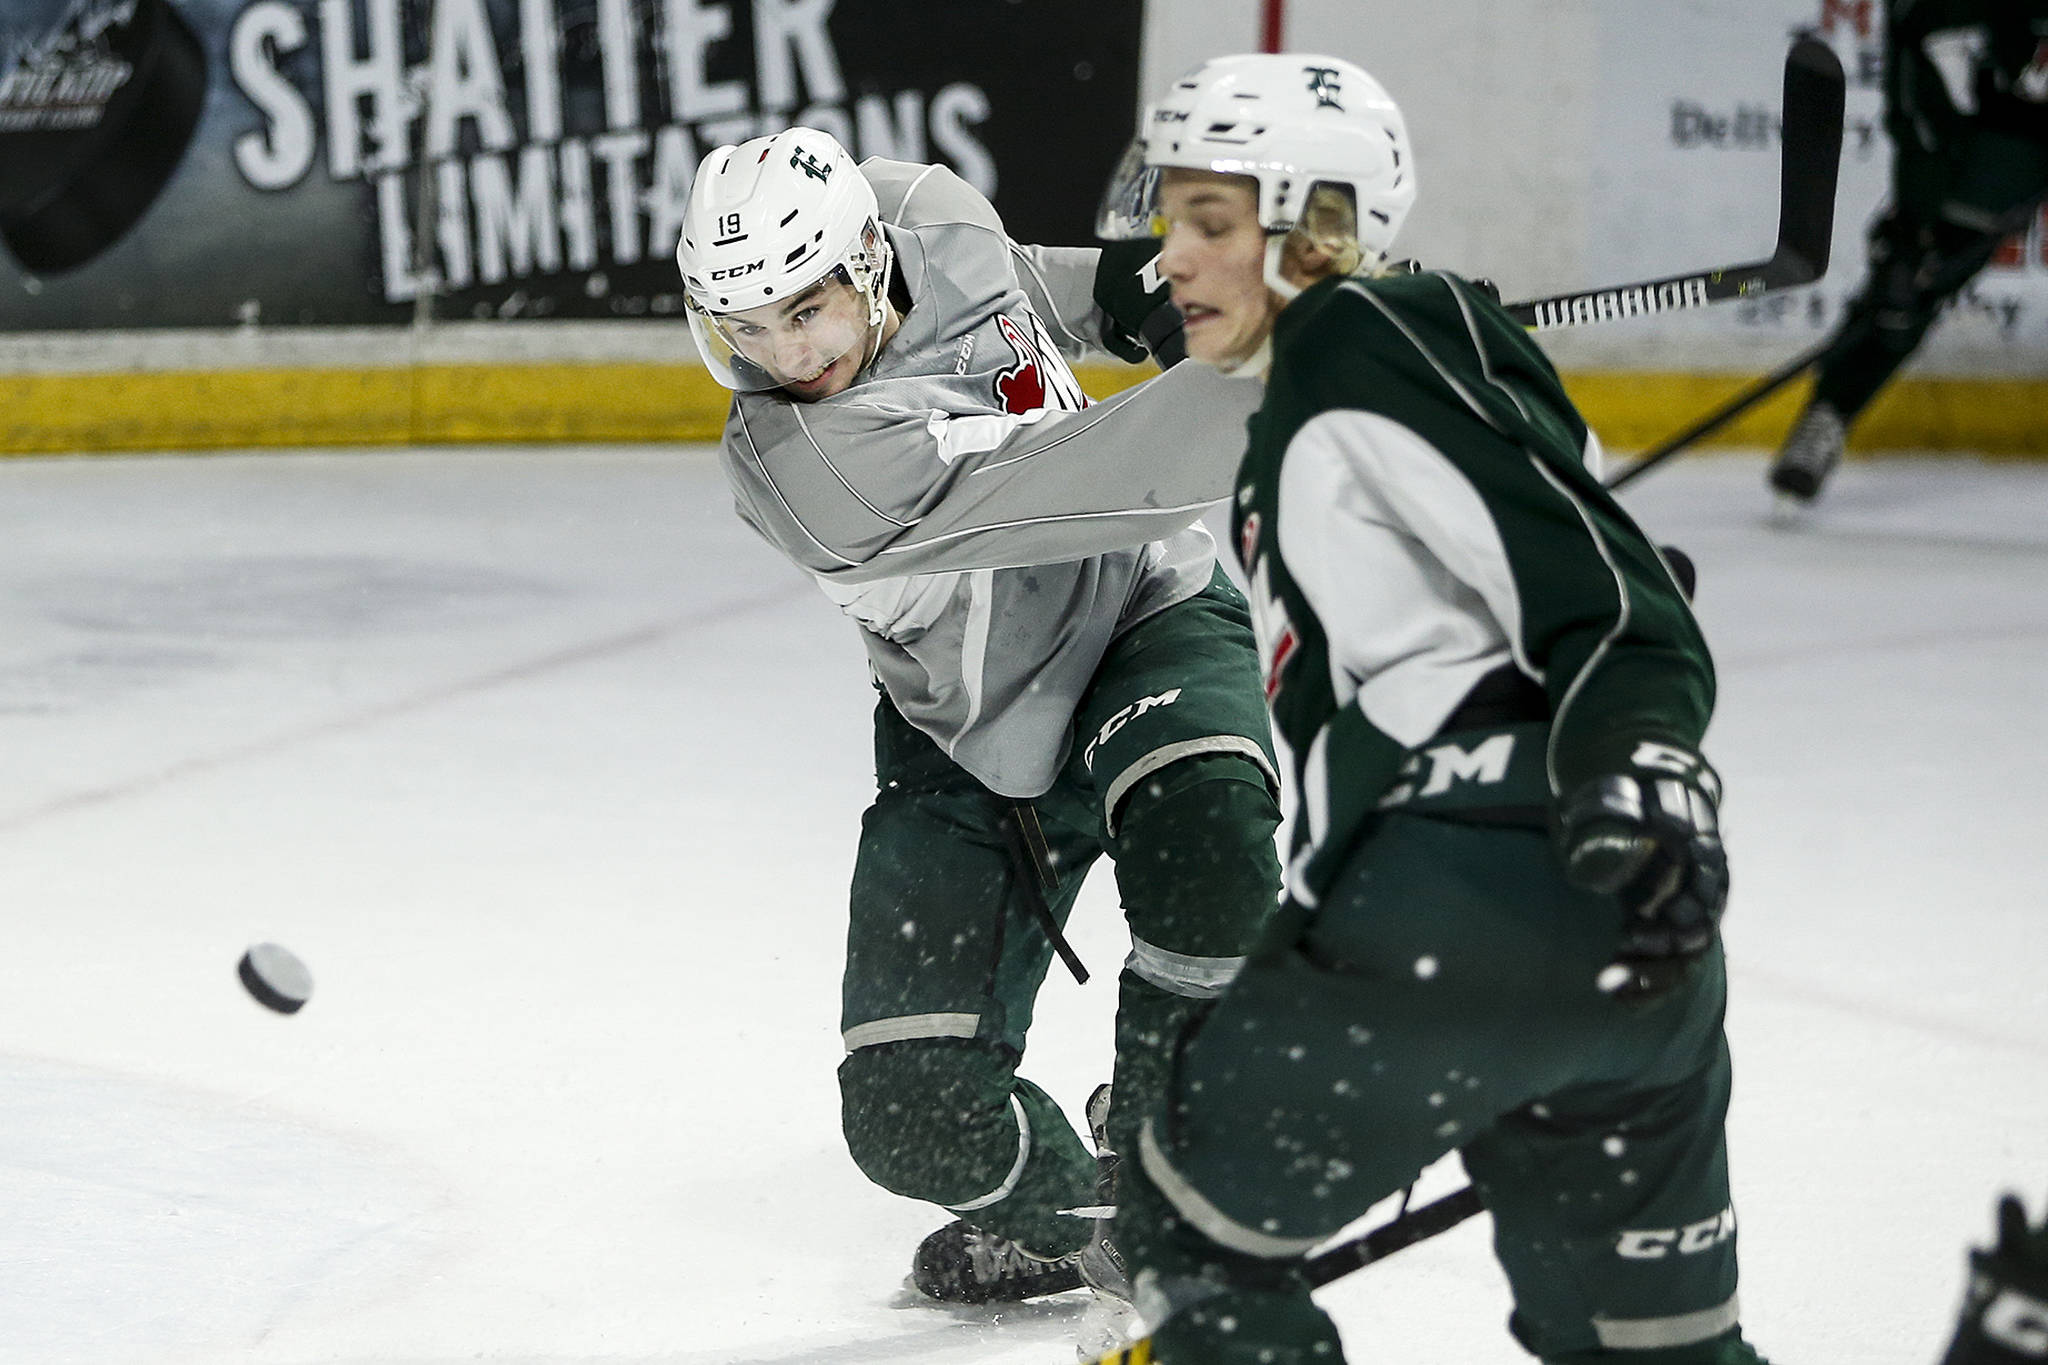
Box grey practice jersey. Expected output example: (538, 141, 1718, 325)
(719, 159, 1265, 797)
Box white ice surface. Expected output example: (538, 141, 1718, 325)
(1, 445, 2043, 1365)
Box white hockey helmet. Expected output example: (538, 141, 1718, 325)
(1098, 54, 1415, 284)
(675, 126, 894, 392)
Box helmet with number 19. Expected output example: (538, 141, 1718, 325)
(676, 127, 895, 397)
(1097, 54, 1415, 298)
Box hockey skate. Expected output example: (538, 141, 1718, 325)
(1076, 1082, 1132, 1302)
(910, 1219, 1087, 1303)
(1767, 400, 1845, 503)
(910, 1084, 1129, 1306)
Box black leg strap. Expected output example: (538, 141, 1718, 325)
(1006, 804, 1090, 985)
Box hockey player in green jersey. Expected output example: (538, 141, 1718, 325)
(1088, 55, 1772, 1365)
(675, 127, 1286, 1305)
(1771, 0, 2048, 501)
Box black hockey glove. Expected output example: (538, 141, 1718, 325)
(1557, 744, 1728, 1003)
(1093, 239, 1186, 367)
(1940, 1191, 2048, 1365)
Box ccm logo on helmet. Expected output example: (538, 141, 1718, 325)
(710, 261, 765, 280)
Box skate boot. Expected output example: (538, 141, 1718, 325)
(1076, 1082, 1132, 1302)
(1768, 400, 1845, 502)
(911, 1220, 1085, 1303)
(1077, 1225, 1132, 1302)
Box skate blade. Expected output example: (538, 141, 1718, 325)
(1072, 1292, 1145, 1362)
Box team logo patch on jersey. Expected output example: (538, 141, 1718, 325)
(994, 312, 1088, 415)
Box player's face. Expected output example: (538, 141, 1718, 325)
(715, 273, 873, 401)
(1154, 170, 1281, 370)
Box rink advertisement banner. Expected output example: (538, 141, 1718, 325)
(0, 0, 1142, 330)
(1590, 0, 2048, 368)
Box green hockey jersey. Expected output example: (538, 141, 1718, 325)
(1230, 269, 1715, 901)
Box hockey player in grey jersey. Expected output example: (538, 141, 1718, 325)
(1085, 55, 1777, 1365)
(674, 126, 1285, 1303)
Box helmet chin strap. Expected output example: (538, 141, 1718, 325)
(1262, 235, 1302, 303)
(856, 234, 897, 374)
(1264, 231, 1380, 301)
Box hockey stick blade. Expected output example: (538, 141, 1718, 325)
(1505, 36, 1845, 331)
(1768, 34, 1849, 286)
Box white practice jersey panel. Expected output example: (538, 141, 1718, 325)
(1272, 408, 1524, 752)
(718, 158, 1264, 797)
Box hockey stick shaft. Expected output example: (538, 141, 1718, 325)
(1504, 36, 1845, 332)
(1306, 1182, 1485, 1287)
(1605, 193, 2044, 490)
(1080, 1186, 1486, 1365)
(1605, 338, 1831, 489)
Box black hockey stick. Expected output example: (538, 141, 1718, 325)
(1306, 1182, 1485, 1287)
(1503, 36, 1845, 332)
(1081, 1185, 1488, 1365)
(1604, 192, 2045, 490)
(1605, 335, 1831, 489)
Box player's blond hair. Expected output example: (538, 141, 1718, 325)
(1287, 183, 1371, 279)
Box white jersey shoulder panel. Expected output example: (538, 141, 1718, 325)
(1275, 408, 1527, 747)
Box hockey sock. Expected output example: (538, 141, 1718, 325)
(1105, 757, 1282, 1163)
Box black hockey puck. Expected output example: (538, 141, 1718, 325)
(238, 942, 313, 1015)
(0, 0, 209, 274)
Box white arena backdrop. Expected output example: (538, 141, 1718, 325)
(2, 0, 2041, 454)
(1579, 0, 2045, 376)
(1148, 0, 2047, 377)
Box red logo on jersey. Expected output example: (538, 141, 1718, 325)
(994, 312, 1089, 415)
(1244, 553, 1299, 704)
(1264, 629, 1298, 702)
(995, 315, 1047, 412)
